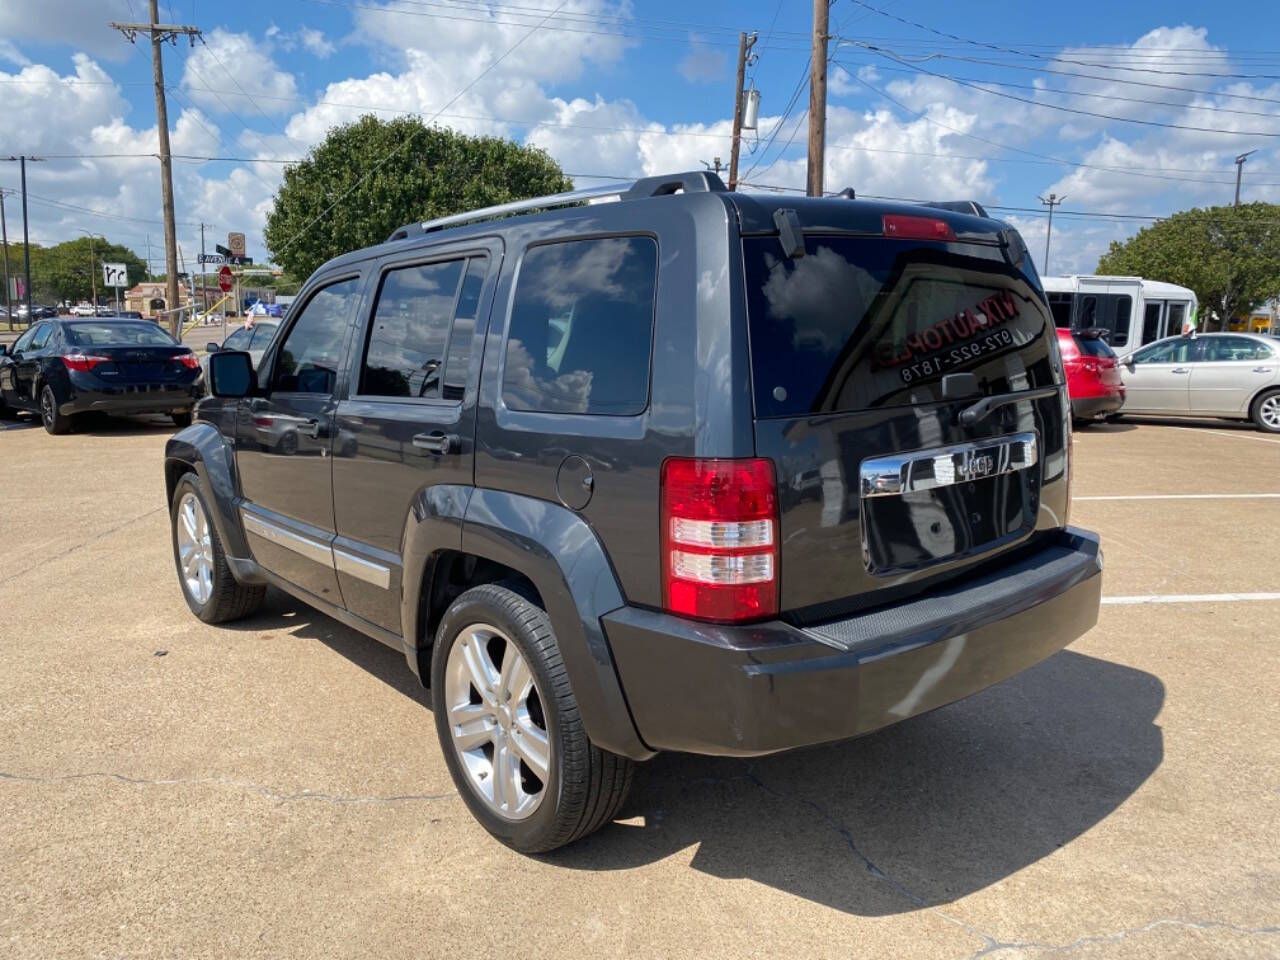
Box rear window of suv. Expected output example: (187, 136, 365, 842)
(743, 235, 1055, 417)
(1074, 334, 1116, 358)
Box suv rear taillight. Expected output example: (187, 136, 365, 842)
(661, 458, 779, 622)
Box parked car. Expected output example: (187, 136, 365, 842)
(1116, 332, 1280, 433)
(116, 310, 144, 320)
(0, 318, 203, 433)
(1056, 327, 1124, 424)
(69, 304, 97, 317)
(202, 319, 280, 377)
(164, 171, 1102, 852)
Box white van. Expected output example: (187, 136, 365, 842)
(1040, 275, 1198, 352)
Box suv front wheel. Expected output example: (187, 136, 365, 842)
(431, 583, 633, 852)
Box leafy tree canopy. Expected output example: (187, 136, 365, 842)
(1096, 203, 1280, 327)
(264, 116, 573, 279)
(3, 237, 147, 305)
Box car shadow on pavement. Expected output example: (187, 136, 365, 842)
(552, 649, 1164, 917)
(225, 592, 1163, 917)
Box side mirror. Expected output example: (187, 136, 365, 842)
(208, 350, 253, 398)
(206, 341, 220, 353)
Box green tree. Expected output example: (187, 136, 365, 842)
(264, 116, 572, 279)
(1097, 203, 1280, 328)
(11, 238, 147, 305)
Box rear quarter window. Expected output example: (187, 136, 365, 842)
(502, 236, 657, 416)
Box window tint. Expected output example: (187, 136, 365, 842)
(503, 237, 657, 415)
(12, 324, 41, 352)
(223, 327, 253, 351)
(248, 322, 278, 352)
(1202, 336, 1273, 362)
(361, 259, 464, 398)
(1141, 301, 1163, 344)
(1133, 338, 1192, 364)
(1077, 293, 1131, 346)
(1074, 334, 1115, 358)
(274, 277, 362, 394)
(29, 323, 54, 350)
(1047, 292, 1072, 328)
(65, 322, 176, 346)
(443, 256, 488, 402)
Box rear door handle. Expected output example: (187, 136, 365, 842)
(413, 431, 458, 454)
(1254, 367, 1273, 374)
(1171, 368, 1190, 374)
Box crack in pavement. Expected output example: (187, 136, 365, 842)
(0, 506, 166, 587)
(966, 917, 1280, 958)
(743, 771, 1279, 958)
(0, 769, 455, 807)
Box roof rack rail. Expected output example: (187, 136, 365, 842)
(386, 170, 727, 242)
(922, 199, 990, 218)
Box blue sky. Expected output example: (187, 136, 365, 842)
(2, 0, 1279, 276)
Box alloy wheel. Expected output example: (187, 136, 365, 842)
(175, 492, 215, 605)
(1260, 394, 1280, 431)
(40, 390, 53, 429)
(443, 623, 550, 820)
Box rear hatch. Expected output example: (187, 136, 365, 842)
(743, 218, 1068, 618)
(1075, 329, 1122, 387)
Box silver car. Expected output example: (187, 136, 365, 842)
(1117, 332, 1280, 432)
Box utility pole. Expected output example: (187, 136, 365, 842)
(199, 222, 207, 321)
(1, 189, 11, 330)
(20, 156, 32, 318)
(727, 31, 758, 191)
(807, 0, 829, 197)
(1234, 150, 1257, 206)
(110, 3, 201, 337)
(1038, 193, 1065, 275)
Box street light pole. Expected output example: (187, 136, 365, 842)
(20, 156, 32, 318)
(0, 189, 12, 330)
(1038, 193, 1065, 275)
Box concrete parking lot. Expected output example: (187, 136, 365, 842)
(1, 417, 1278, 959)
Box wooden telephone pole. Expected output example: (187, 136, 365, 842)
(109, 1, 201, 335)
(807, 0, 829, 197)
(727, 31, 758, 191)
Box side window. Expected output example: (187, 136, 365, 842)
(443, 256, 488, 402)
(29, 323, 53, 350)
(1142, 301, 1163, 344)
(1167, 302, 1187, 335)
(502, 236, 658, 416)
(1078, 294, 1130, 346)
(12, 324, 41, 352)
(360, 259, 465, 398)
(248, 323, 278, 352)
(274, 277, 362, 395)
(1203, 336, 1270, 362)
(1134, 339, 1192, 365)
(223, 327, 253, 351)
(1047, 293, 1073, 329)
(1112, 295, 1131, 346)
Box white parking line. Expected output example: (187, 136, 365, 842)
(1102, 592, 1280, 606)
(1189, 429, 1280, 446)
(1076, 493, 1280, 501)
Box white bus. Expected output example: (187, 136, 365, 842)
(1040, 275, 1198, 353)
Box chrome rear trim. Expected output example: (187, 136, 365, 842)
(860, 432, 1038, 499)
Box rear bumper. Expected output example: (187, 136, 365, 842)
(61, 377, 200, 416)
(606, 528, 1102, 757)
(1071, 393, 1124, 419)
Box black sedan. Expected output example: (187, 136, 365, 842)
(0, 318, 203, 434)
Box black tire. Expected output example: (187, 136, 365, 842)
(171, 411, 193, 429)
(169, 472, 266, 623)
(1251, 388, 1280, 434)
(40, 384, 70, 435)
(431, 583, 633, 853)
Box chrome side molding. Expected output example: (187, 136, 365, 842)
(242, 511, 335, 567)
(333, 548, 392, 589)
(860, 432, 1038, 499)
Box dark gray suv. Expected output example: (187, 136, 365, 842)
(164, 172, 1103, 852)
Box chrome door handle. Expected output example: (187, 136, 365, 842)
(1171, 367, 1190, 374)
(1254, 367, 1273, 374)
(412, 431, 458, 454)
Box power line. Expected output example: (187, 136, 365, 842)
(850, 47, 1280, 137)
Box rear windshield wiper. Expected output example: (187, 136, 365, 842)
(959, 385, 1060, 426)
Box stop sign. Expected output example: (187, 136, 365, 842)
(218, 265, 233, 293)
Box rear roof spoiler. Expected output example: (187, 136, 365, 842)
(923, 199, 990, 218)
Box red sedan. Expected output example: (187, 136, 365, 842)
(1057, 328, 1125, 424)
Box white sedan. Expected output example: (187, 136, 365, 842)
(1117, 332, 1280, 432)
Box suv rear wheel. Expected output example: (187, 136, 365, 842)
(1252, 388, 1280, 434)
(431, 583, 633, 852)
(169, 473, 266, 622)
